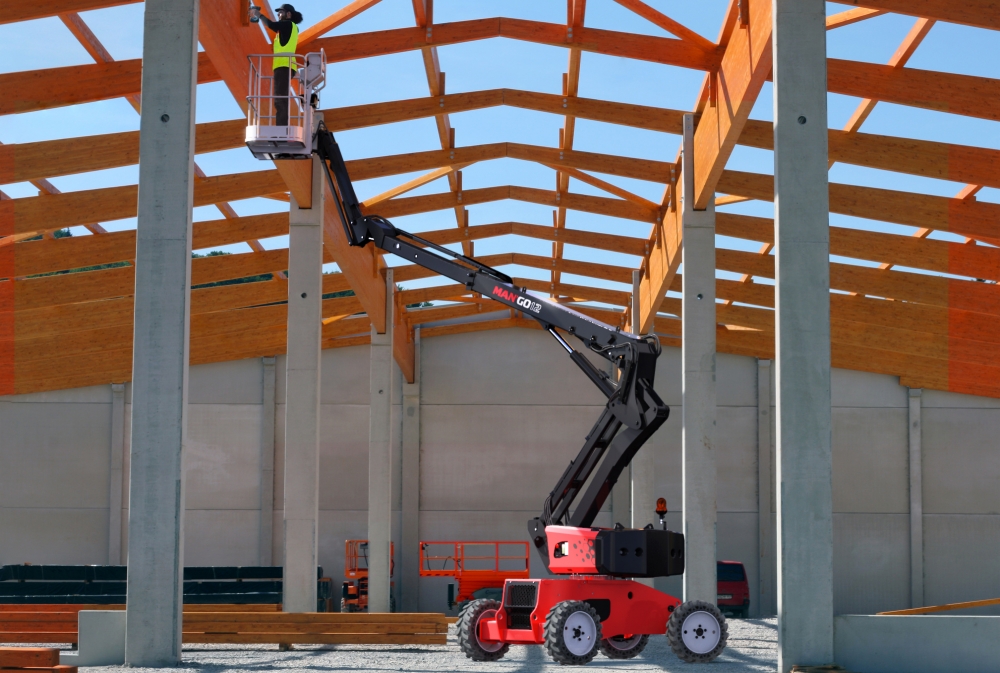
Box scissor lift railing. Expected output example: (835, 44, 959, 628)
(419, 541, 530, 606)
(245, 51, 325, 160)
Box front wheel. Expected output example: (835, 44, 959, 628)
(667, 600, 728, 663)
(544, 600, 603, 665)
(600, 633, 649, 659)
(457, 598, 509, 662)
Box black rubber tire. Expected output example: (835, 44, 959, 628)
(457, 599, 509, 662)
(600, 633, 649, 659)
(667, 600, 728, 663)
(544, 600, 603, 665)
(340, 598, 356, 613)
(390, 594, 396, 613)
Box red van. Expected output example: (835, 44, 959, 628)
(717, 560, 750, 618)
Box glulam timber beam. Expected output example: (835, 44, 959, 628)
(715, 212, 1000, 282)
(828, 0, 1000, 31)
(12, 213, 287, 277)
(0, 53, 219, 115)
(3, 0, 141, 26)
(714, 248, 1000, 315)
(8, 92, 996, 190)
(717, 170, 1000, 242)
(737, 121, 1000, 190)
(4, 171, 287, 235)
(825, 59, 1000, 123)
(691, 0, 772, 208)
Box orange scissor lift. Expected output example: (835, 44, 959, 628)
(419, 541, 530, 612)
(342, 540, 394, 612)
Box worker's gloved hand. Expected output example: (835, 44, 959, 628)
(249, 4, 261, 22)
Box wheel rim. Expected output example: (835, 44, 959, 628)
(680, 610, 721, 655)
(475, 609, 504, 653)
(563, 610, 597, 656)
(607, 634, 642, 651)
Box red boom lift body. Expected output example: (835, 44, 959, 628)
(262, 115, 728, 665)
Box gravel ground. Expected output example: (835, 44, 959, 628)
(82, 618, 777, 673)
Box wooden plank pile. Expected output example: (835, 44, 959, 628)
(182, 612, 449, 646)
(0, 604, 280, 644)
(0, 606, 448, 647)
(0, 647, 75, 673)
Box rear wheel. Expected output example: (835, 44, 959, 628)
(457, 598, 509, 662)
(600, 633, 649, 659)
(667, 600, 727, 663)
(544, 600, 603, 665)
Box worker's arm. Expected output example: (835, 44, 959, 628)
(254, 13, 294, 46)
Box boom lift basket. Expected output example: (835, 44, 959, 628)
(245, 50, 326, 160)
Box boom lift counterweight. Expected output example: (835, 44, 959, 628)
(246, 53, 727, 665)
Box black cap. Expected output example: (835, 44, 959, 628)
(277, 3, 295, 11)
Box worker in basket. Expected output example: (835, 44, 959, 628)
(249, 3, 303, 126)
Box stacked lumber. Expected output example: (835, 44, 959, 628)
(182, 612, 449, 645)
(0, 648, 75, 672)
(0, 604, 279, 644)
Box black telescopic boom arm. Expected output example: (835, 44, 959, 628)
(315, 127, 669, 568)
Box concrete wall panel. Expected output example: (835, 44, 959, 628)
(319, 346, 372, 405)
(832, 408, 908, 514)
(421, 329, 607, 407)
(832, 368, 907, 408)
(185, 404, 262, 510)
(188, 358, 262, 405)
(184, 509, 260, 566)
(0, 508, 109, 565)
(420, 404, 604, 511)
(0, 384, 111, 404)
(924, 515, 1000, 611)
(923, 409, 1000, 514)
(716, 352, 758, 407)
(717, 406, 758, 513)
(0, 402, 111, 509)
(317, 404, 370, 510)
(833, 513, 909, 615)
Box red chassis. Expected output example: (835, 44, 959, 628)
(479, 577, 681, 644)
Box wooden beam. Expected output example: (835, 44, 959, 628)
(828, 0, 1000, 31)
(715, 212, 1000, 282)
(826, 58, 1000, 123)
(496, 18, 720, 72)
(13, 213, 287, 277)
(637, 198, 681, 333)
(611, 0, 716, 51)
(691, 0, 772, 209)
(717, 170, 1000, 242)
(0, 53, 219, 116)
(506, 143, 673, 183)
(298, 0, 384, 44)
(12, 92, 992, 190)
(735, 120, 1000, 190)
(3, 0, 141, 25)
(5, 171, 287, 235)
(825, 8, 886, 29)
(714, 248, 1000, 316)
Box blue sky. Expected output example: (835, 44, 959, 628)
(2, 1, 998, 304)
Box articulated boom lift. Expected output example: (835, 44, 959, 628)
(246, 52, 727, 666)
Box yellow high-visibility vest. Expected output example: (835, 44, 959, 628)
(273, 22, 299, 71)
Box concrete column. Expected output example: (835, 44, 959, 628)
(400, 329, 421, 612)
(773, 1, 833, 669)
(108, 383, 125, 565)
(681, 113, 717, 605)
(124, 0, 199, 664)
(282, 157, 325, 613)
(260, 356, 277, 566)
(368, 270, 394, 613)
(908, 388, 924, 608)
(757, 359, 775, 616)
